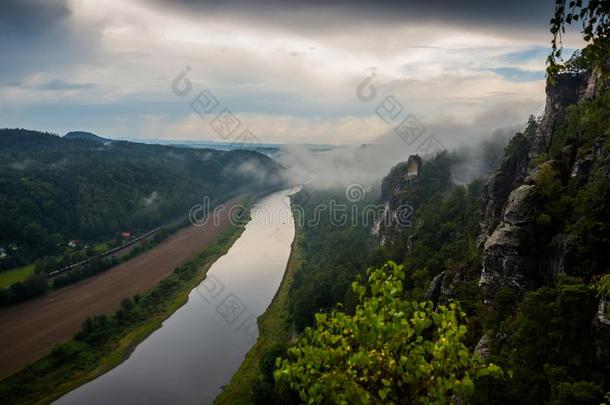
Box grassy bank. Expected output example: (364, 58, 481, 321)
(0, 203, 252, 405)
(214, 203, 303, 405)
(0, 264, 35, 289)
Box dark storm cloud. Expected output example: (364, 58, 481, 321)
(151, 0, 553, 32)
(0, 0, 70, 37)
(0, 0, 98, 82)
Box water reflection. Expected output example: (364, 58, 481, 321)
(56, 189, 297, 405)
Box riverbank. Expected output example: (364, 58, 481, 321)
(0, 198, 253, 405)
(0, 195, 248, 379)
(0, 192, 247, 307)
(214, 200, 303, 404)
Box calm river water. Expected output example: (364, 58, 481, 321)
(56, 188, 297, 405)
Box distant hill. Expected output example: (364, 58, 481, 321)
(0, 128, 286, 269)
(64, 131, 111, 143)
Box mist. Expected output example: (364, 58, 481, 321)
(276, 114, 527, 190)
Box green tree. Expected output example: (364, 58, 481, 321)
(490, 277, 602, 403)
(275, 261, 502, 404)
(548, 0, 610, 77)
(594, 274, 610, 299)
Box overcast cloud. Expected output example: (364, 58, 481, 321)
(0, 0, 584, 146)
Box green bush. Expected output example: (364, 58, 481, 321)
(276, 262, 502, 404)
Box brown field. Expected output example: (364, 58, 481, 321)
(0, 196, 242, 379)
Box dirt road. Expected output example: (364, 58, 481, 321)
(0, 196, 243, 379)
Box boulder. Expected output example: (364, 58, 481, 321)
(480, 224, 531, 301)
(424, 272, 445, 304)
(503, 185, 539, 225)
(474, 331, 493, 360)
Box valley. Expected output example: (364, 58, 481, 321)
(0, 195, 244, 379)
(1, 0, 609, 403)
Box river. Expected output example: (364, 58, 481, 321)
(56, 188, 297, 405)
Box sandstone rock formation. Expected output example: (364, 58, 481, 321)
(478, 68, 603, 303)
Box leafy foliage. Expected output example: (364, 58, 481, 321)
(548, 0, 610, 77)
(483, 276, 605, 404)
(593, 274, 610, 299)
(275, 262, 502, 404)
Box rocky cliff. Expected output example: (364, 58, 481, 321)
(479, 67, 608, 305)
(375, 155, 423, 245)
(375, 64, 608, 318)
(371, 54, 610, 401)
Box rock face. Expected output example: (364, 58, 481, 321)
(480, 224, 533, 301)
(502, 185, 539, 225)
(595, 300, 610, 328)
(424, 272, 445, 303)
(479, 137, 532, 241)
(406, 155, 422, 179)
(474, 331, 493, 360)
(479, 184, 542, 300)
(593, 299, 610, 363)
(382, 155, 422, 198)
(533, 71, 590, 155)
(478, 69, 602, 303)
(376, 155, 422, 244)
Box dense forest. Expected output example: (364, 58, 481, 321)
(286, 152, 486, 333)
(288, 188, 379, 331)
(0, 129, 284, 270)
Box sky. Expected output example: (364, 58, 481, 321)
(0, 0, 584, 146)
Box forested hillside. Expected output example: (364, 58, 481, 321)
(288, 188, 379, 331)
(0, 129, 284, 269)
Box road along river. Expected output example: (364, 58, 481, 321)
(0, 195, 246, 380)
(56, 188, 297, 405)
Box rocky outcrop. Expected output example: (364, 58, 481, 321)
(480, 182, 541, 301)
(593, 299, 610, 363)
(594, 299, 610, 328)
(424, 272, 445, 303)
(502, 185, 539, 225)
(406, 155, 422, 179)
(424, 269, 466, 306)
(377, 155, 422, 243)
(544, 233, 577, 281)
(534, 71, 590, 155)
(480, 224, 533, 301)
(474, 331, 493, 360)
(478, 68, 601, 303)
(479, 135, 532, 241)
